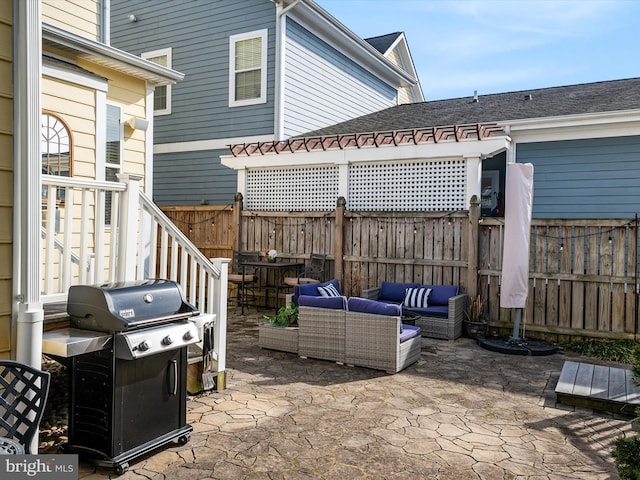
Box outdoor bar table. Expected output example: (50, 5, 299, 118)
(241, 261, 304, 315)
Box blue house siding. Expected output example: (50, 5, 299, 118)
(283, 18, 397, 138)
(110, 0, 277, 143)
(517, 136, 640, 218)
(153, 148, 237, 206)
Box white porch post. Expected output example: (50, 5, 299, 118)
(116, 174, 142, 282)
(13, 0, 42, 454)
(13, 0, 43, 368)
(210, 258, 229, 388)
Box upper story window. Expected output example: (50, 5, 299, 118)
(142, 48, 172, 115)
(229, 29, 267, 107)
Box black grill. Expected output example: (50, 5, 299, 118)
(62, 279, 199, 475)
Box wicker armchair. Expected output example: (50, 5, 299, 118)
(345, 308, 422, 374)
(297, 302, 346, 364)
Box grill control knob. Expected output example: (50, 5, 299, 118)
(183, 331, 194, 341)
(162, 335, 173, 346)
(138, 340, 151, 352)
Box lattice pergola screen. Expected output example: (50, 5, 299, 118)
(348, 160, 467, 211)
(246, 166, 339, 211)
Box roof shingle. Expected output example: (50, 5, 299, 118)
(300, 77, 640, 137)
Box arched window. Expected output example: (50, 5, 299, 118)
(41, 112, 72, 177)
(42, 113, 72, 207)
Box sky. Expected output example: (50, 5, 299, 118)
(316, 0, 640, 101)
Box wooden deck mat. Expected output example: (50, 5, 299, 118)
(555, 360, 640, 415)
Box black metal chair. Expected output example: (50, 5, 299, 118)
(284, 253, 326, 288)
(228, 251, 260, 312)
(0, 360, 51, 453)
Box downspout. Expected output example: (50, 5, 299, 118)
(13, 0, 43, 374)
(273, 0, 300, 140)
(101, 0, 110, 44)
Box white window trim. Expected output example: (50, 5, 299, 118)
(229, 29, 268, 108)
(104, 102, 124, 228)
(142, 47, 172, 115)
(100, 101, 124, 180)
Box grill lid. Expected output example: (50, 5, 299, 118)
(68, 279, 199, 333)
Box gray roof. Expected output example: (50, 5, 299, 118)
(365, 32, 402, 54)
(301, 77, 640, 137)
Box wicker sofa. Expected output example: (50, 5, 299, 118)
(296, 294, 422, 373)
(297, 295, 348, 363)
(262, 279, 425, 373)
(362, 282, 467, 340)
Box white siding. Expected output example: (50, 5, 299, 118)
(282, 18, 397, 138)
(42, 0, 100, 41)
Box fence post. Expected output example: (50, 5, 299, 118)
(467, 195, 480, 299)
(335, 197, 346, 288)
(234, 192, 243, 253)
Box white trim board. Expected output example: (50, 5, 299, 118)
(154, 135, 275, 154)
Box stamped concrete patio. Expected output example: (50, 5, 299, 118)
(70, 309, 634, 479)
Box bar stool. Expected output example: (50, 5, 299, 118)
(228, 251, 260, 312)
(284, 253, 326, 288)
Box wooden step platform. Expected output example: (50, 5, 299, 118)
(555, 360, 640, 415)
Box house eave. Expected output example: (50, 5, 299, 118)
(282, 0, 417, 89)
(42, 23, 185, 86)
(500, 109, 640, 131)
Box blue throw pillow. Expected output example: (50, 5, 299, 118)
(403, 287, 431, 308)
(294, 279, 341, 305)
(298, 295, 347, 310)
(317, 283, 341, 297)
(379, 281, 419, 303)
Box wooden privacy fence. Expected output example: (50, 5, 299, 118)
(479, 218, 639, 341)
(161, 205, 235, 260)
(164, 196, 640, 341)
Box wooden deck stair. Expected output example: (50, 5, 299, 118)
(555, 360, 640, 415)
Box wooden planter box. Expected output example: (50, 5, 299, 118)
(258, 324, 299, 353)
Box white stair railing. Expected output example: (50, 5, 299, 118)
(41, 173, 229, 379)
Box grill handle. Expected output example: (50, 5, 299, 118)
(168, 359, 178, 396)
(126, 311, 199, 329)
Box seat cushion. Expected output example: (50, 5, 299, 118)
(228, 273, 255, 283)
(400, 324, 421, 343)
(379, 281, 419, 303)
(404, 305, 448, 318)
(283, 277, 320, 287)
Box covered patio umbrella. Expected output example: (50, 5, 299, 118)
(478, 163, 557, 355)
